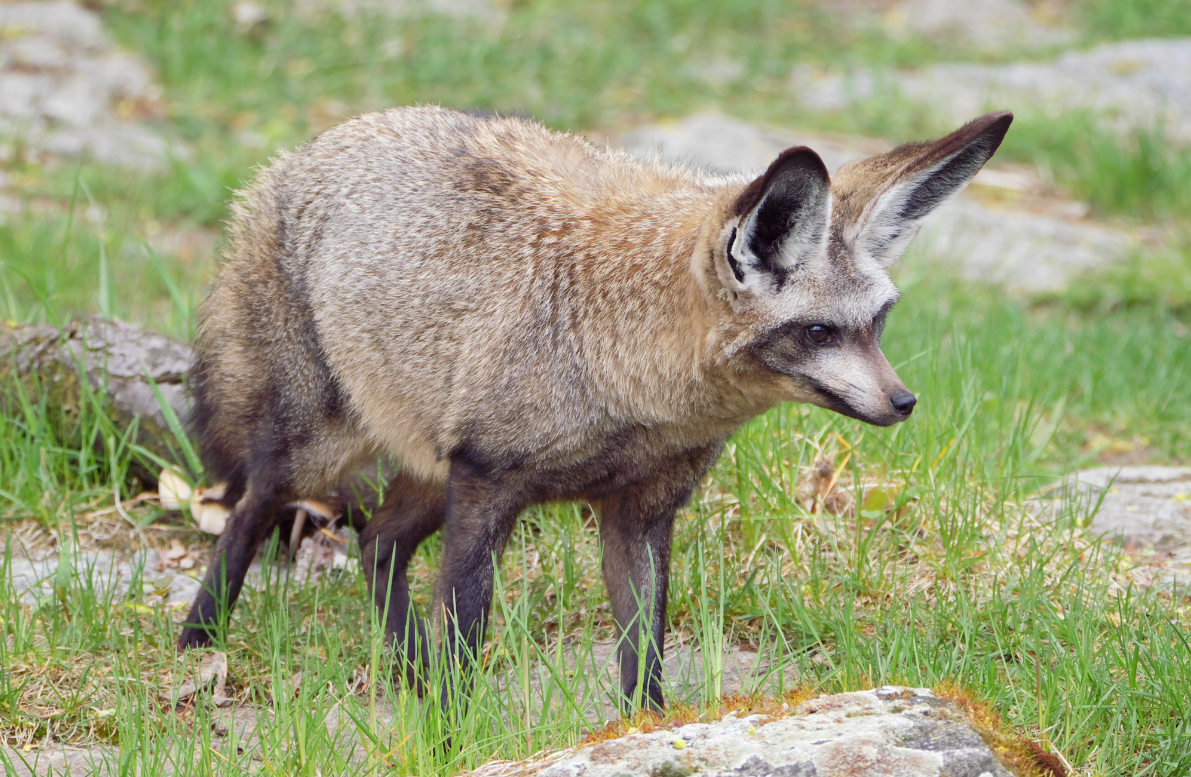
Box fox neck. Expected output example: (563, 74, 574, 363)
(580, 182, 781, 435)
(669, 190, 791, 428)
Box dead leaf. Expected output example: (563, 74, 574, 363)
(158, 539, 199, 571)
(203, 482, 229, 502)
(190, 483, 232, 535)
(320, 527, 347, 543)
(164, 539, 188, 561)
(174, 650, 233, 708)
(294, 527, 352, 583)
(197, 503, 230, 535)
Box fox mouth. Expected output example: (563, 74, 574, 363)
(805, 379, 912, 428)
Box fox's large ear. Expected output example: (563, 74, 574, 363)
(727, 147, 831, 293)
(844, 110, 1013, 269)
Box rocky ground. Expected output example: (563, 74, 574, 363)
(1055, 466, 1191, 591)
(839, 0, 1075, 54)
(791, 38, 1191, 145)
(0, 0, 180, 171)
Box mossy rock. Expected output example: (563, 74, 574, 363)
(0, 317, 193, 480)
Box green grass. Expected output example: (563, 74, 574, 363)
(104, 0, 970, 138)
(1004, 114, 1191, 224)
(1046, 242, 1191, 317)
(2, 1, 1191, 775)
(1079, 0, 1191, 40)
(0, 210, 206, 333)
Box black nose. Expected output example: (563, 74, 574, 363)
(890, 391, 917, 416)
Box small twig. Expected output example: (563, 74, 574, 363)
(83, 492, 153, 520)
(741, 530, 770, 571)
(813, 451, 853, 515)
(86, 516, 122, 543)
(113, 486, 136, 528)
(822, 450, 853, 499)
(319, 527, 348, 544)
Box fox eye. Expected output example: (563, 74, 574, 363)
(806, 325, 837, 346)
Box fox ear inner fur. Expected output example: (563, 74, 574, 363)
(729, 146, 832, 293)
(846, 110, 1014, 269)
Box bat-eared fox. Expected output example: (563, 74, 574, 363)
(180, 105, 1013, 717)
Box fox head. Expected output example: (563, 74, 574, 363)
(708, 111, 1013, 427)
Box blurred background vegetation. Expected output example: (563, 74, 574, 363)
(0, 0, 1187, 330)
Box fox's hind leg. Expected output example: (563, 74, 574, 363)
(358, 473, 447, 692)
(179, 469, 288, 650)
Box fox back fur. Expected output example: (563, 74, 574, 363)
(182, 105, 1012, 713)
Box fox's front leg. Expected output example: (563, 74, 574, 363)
(594, 445, 722, 712)
(435, 457, 526, 714)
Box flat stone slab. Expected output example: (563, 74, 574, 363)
(1, 744, 119, 777)
(618, 113, 1134, 292)
(618, 113, 881, 176)
(1042, 466, 1191, 591)
(791, 38, 1191, 145)
(292, 0, 500, 21)
(1070, 466, 1191, 549)
(0, 0, 184, 168)
(5, 550, 204, 609)
(908, 197, 1132, 293)
(468, 687, 1018, 776)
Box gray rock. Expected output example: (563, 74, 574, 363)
(791, 38, 1191, 145)
(911, 198, 1132, 293)
(869, 0, 1073, 53)
(1070, 466, 1191, 549)
(722, 754, 815, 776)
(0, 0, 184, 168)
(5, 549, 203, 608)
(1040, 466, 1191, 591)
(467, 688, 1018, 777)
(0, 317, 194, 463)
(897, 718, 1005, 777)
(2, 519, 354, 629)
(1, 744, 119, 777)
(688, 58, 747, 89)
(617, 113, 1135, 292)
(293, 0, 500, 21)
(1076, 465, 1191, 490)
(618, 113, 877, 176)
(0, 1, 108, 48)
